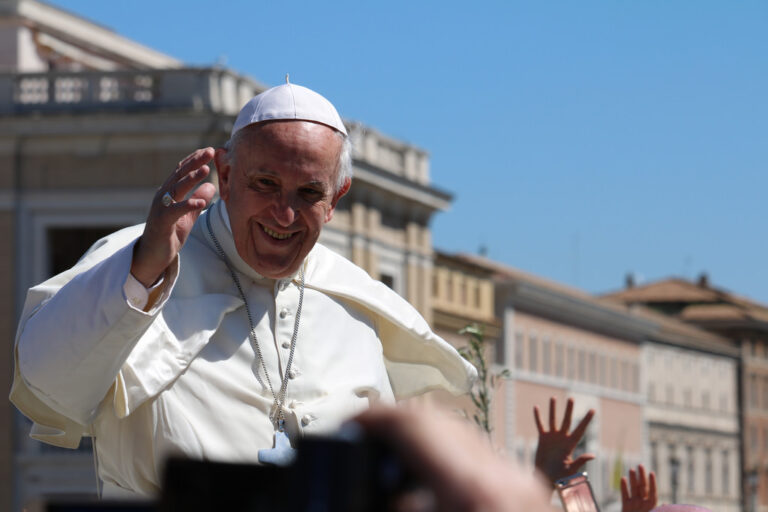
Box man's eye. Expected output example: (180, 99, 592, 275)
(300, 188, 323, 200)
(258, 178, 277, 186)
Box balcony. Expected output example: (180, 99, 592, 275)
(0, 67, 265, 115)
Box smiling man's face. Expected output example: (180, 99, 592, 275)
(216, 120, 349, 278)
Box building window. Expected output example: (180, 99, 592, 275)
(577, 350, 586, 381)
(610, 358, 618, 388)
(686, 446, 695, 493)
(632, 363, 640, 393)
(567, 347, 576, 380)
(666, 385, 674, 405)
(721, 449, 729, 496)
(704, 448, 713, 493)
(648, 382, 656, 402)
(599, 355, 606, 386)
(763, 427, 768, 454)
(588, 352, 597, 384)
(750, 375, 758, 408)
(542, 338, 551, 375)
(751, 426, 758, 451)
(555, 342, 564, 377)
(763, 377, 768, 410)
(380, 273, 395, 289)
(48, 226, 124, 277)
(529, 334, 538, 373)
(683, 388, 692, 408)
(474, 286, 481, 308)
(515, 331, 525, 370)
(650, 442, 659, 480)
(621, 361, 630, 391)
(701, 391, 710, 410)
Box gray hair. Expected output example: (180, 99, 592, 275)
(224, 124, 353, 193)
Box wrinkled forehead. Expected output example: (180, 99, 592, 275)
(230, 120, 342, 154)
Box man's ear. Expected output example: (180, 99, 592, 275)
(214, 147, 231, 201)
(325, 177, 351, 223)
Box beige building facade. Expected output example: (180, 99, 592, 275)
(1, 1, 449, 509)
(623, 306, 741, 511)
(607, 276, 768, 512)
(458, 255, 650, 511)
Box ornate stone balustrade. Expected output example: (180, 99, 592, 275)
(0, 67, 265, 115)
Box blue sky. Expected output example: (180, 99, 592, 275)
(50, 1, 768, 303)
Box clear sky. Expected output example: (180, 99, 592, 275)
(49, 1, 768, 304)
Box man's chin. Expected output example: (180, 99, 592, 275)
(248, 255, 301, 279)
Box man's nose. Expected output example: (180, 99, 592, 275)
(271, 193, 299, 226)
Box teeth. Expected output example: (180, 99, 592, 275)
(263, 226, 293, 240)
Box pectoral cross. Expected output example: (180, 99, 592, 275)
(258, 420, 297, 467)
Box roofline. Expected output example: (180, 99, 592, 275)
(10, 0, 183, 69)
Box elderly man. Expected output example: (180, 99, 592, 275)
(11, 83, 475, 497)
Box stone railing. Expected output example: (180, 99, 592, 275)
(0, 67, 265, 116)
(0, 68, 436, 188)
(347, 122, 431, 186)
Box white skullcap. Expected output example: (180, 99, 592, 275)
(231, 83, 347, 137)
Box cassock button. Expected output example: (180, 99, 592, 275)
(279, 308, 289, 319)
(281, 341, 290, 349)
(301, 415, 312, 426)
(288, 369, 297, 379)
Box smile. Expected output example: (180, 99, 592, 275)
(262, 225, 294, 240)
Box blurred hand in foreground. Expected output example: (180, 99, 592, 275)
(354, 406, 551, 512)
(533, 396, 595, 488)
(621, 464, 658, 512)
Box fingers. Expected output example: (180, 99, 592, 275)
(549, 397, 556, 431)
(648, 471, 658, 505)
(638, 464, 647, 493)
(561, 398, 573, 432)
(629, 467, 639, 498)
(620, 476, 630, 504)
(162, 148, 215, 198)
(570, 408, 595, 442)
(188, 182, 217, 210)
(171, 165, 211, 203)
(570, 453, 596, 473)
(533, 406, 545, 435)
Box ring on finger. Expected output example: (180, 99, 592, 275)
(161, 191, 176, 207)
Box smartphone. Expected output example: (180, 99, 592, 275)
(556, 472, 600, 512)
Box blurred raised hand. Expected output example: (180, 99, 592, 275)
(621, 464, 657, 512)
(533, 397, 595, 488)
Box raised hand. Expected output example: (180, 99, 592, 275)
(131, 148, 217, 287)
(621, 464, 657, 512)
(533, 397, 595, 488)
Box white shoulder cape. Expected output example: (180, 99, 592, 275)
(10, 205, 477, 448)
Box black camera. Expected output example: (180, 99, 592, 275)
(160, 424, 416, 512)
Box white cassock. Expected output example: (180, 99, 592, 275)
(11, 200, 476, 497)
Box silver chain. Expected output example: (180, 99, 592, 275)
(205, 212, 304, 429)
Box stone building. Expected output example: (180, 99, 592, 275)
(449, 256, 743, 511)
(458, 254, 649, 510)
(0, 0, 449, 508)
(426, 250, 503, 431)
(606, 275, 768, 512)
(603, 300, 741, 511)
